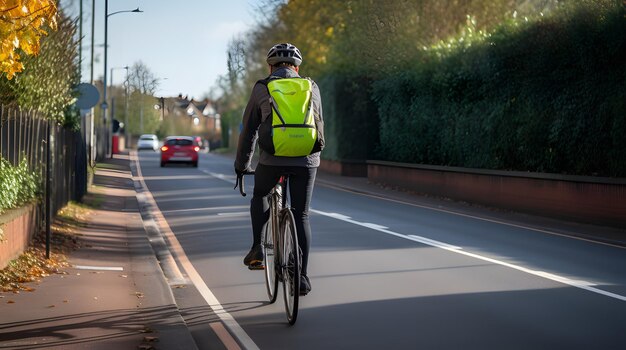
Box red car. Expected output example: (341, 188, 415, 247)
(160, 136, 199, 167)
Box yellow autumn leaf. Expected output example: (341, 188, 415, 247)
(0, 0, 57, 79)
(1, 1, 20, 9)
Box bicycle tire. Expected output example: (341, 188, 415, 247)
(281, 208, 300, 325)
(263, 195, 279, 303)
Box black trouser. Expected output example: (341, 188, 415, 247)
(251, 164, 317, 275)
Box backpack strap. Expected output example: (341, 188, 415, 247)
(269, 95, 287, 126)
(260, 77, 287, 125)
(262, 76, 313, 126)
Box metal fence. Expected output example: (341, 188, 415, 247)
(0, 105, 88, 234)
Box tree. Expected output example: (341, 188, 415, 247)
(127, 61, 159, 95)
(126, 61, 161, 135)
(0, 0, 58, 79)
(215, 36, 249, 148)
(12, 13, 79, 124)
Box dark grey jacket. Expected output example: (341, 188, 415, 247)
(235, 67, 324, 171)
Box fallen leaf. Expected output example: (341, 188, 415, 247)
(137, 345, 154, 350)
(47, 305, 55, 308)
(119, 274, 128, 278)
(139, 327, 153, 333)
(7, 300, 15, 304)
(63, 300, 69, 303)
(143, 336, 159, 342)
(133, 292, 144, 298)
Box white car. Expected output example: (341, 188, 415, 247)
(137, 134, 159, 151)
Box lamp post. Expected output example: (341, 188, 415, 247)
(102, 1, 142, 158)
(110, 65, 128, 154)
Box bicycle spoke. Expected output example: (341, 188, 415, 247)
(263, 196, 279, 303)
(281, 209, 300, 325)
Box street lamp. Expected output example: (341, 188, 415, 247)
(102, 1, 142, 158)
(110, 65, 128, 152)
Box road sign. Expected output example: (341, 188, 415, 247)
(75, 83, 100, 109)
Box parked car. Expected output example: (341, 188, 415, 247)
(137, 134, 159, 151)
(160, 136, 199, 167)
(193, 136, 210, 153)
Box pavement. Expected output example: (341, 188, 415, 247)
(1, 150, 624, 350)
(0, 152, 199, 350)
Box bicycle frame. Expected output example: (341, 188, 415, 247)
(236, 172, 300, 324)
(269, 175, 287, 273)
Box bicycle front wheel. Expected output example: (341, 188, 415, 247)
(281, 208, 300, 325)
(263, 207, 279, 303)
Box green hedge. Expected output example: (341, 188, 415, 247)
(0, 158, 41, 214)
(372, 2, 626, 176)
(318, 74, 379, 161)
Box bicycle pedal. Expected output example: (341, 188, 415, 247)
(248, 263, 265, 270)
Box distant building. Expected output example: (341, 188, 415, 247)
(161, 94, 222, 149)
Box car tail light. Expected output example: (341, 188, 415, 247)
(193, 146, 200, 152)
(161, 146, 169, 152)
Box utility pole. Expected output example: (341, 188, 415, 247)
(160, 97, 165, 121)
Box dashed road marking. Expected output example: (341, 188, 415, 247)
(312, 209, 626, 303)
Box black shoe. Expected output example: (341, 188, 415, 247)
(299, 275, 311, 296)
(243, 245, 264, 269)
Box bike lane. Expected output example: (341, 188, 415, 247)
(135, 151, 626, 350)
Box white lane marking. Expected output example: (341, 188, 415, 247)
(360, 223, 389, 230)
(210, 322, 242, 350)
(164, 225, 260, 350)
(134, 153, 260, 350)
(133, 162, 187, 286)
(162, 206, 249, 214)
(206, 171, 626, 302)
(407, 235, 462, 251)
(317, 180, 626, 250)
(74, 265, 124, 271)
(203, 170, 236, 183)
(217, 212, 249, 217)
(311, 209, 626, 302)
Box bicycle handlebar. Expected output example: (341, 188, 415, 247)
(235, 170, 255, 197)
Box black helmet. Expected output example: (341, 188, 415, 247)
(266, 43, 303, 66)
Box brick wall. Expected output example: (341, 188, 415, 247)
(0, 205, 36, 269)
(367, 160, 626, 229)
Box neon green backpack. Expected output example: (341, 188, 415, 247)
(258, 77, 323, 157)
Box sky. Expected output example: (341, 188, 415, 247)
(64, 0, 258, 100)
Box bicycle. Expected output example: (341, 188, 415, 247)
(236, 171, 301, 325)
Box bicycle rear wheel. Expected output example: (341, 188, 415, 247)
(280, 208, 300, 325)
(263, 201, 279, 303)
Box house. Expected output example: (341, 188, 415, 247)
(162, 94, 222, 149)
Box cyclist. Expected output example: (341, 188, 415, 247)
(234, 43, 324, 296)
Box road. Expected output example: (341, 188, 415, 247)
(133, 150, 626, 350)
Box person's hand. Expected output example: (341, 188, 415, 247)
(234, 163, 253, 177)
(233, 164, 254, 196)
